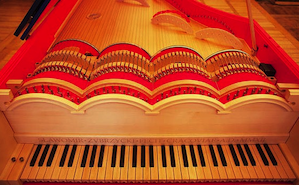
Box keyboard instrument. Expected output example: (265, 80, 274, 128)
(20, 144, 296, 182)
(1, 0, 299, 184)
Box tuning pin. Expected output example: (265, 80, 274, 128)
(112, 87, 116, 93)
(190, 90, 193, 94)
(161, 93, 163, 99)
(187, 87, 190, 92)
(71, 97, 74, 102)
(233, 93, 237, 99)
(266, 89, 271, 94)
(127, 88, 130, 95)
(183, 90, 186, 94)
(103, 87, 105, 93)
(25, 87, 29, 93)
(251, 87, 257, 94)
(236, 90, 239, 96)
(106, 89, 109, 93)
(18, 91, 22, 95)
(67, 91, 70, 97)
(227, 94, 230, 101)
(50, 89, 53, 94)
(48, 85, 51, 90)
(208, 92, 211, 97)
(33, 86, 37, 93)
(57, 87, 60, 93)
(41, 86, 45, 93)
(119, 86, 121, 92)
(169, 90, 173, 95)
(178, 87, 181, 94)
(194, 87, 197, 92)
(137, 92, 140, 98)
(94, 89, 97, 95)
(166, 94, 168, 98)
(77, 97, 80, 103)
(199, 90, 202, 95)
(258, 88, 263, 94)
(244, 87, 248, 94)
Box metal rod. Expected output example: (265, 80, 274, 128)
(246, 0, 258, 56)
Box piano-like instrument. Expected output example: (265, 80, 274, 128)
(1, 0, 299, 184)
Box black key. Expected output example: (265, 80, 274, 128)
(181, 145, 189, 167)
(189, 145, 197, 167)
(149, 145, 154, 167)
(169, 145, 176, 167)
(38, 145, 50, 167)
(264, 144, 277, 166)
(120, 145, 125, 167)
(161, 145, 167, 167)
(244, 144, 256, 166)
(217, 145, 227, 167)
(89, 145, 97, 167)
(30, 145, 42, 167)
(132, 145, 137, 167)
(229, 144, 239, 166)
(256, 144, 269, 166)
(111, 145, 118, 167)
(59, 145, 70, 167)
(47, 145, 57, 167)
(209, 145, 218, 167)
(81, 145, 90, 167)
(98, 145, 105, 167)
(237, 144, 248, 166)
(197, 145, 206, 167)
(141, 145, 145, 167)
(68, 145, 77, 167)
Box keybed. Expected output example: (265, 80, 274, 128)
(19, 144, 296, 183)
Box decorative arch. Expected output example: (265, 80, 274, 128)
(49, 39, 101, 57)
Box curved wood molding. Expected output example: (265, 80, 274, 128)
(7, 92, 293, 114)
(20, 78, 277, 98)
(225, 94, 293, 112)
(151, 14, 193, 34)
(195, 28, 243, 49)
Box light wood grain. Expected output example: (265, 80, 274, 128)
(0, 112, 17, 177)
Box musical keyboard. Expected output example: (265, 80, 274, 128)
(20, 144, 296, 183)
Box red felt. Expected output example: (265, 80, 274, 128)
(216, 73, 272, 90)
